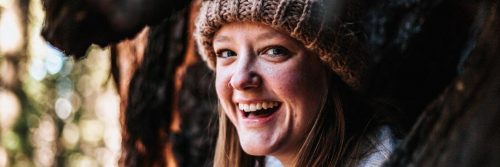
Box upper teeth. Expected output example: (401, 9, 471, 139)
(238, 102, 279, 112)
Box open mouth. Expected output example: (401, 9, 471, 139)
(238, 102, 281, 119)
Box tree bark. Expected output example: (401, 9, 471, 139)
(384, 2, 500, 166)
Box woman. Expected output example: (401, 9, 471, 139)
(195, 0, 397, 166)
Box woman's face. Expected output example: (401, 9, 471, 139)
(214, 22, 328, 160)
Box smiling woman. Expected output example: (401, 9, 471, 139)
(214, 23, 329, 165)
(195, 0, 398, 166)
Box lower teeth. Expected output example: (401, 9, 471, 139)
(244, 108, 276, 118)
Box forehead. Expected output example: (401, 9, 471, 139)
(213, 22, 294, 43)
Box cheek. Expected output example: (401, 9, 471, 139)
(268, 59, 327, 129)
(271, 65, 326, 106)
(215, 74, 226, 98)
(215, 70, 231, 107)
(215, 69, 238, 122)
(215, 65, 231, 95)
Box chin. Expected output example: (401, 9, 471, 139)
(238, 133, 282, 156)
(240, 144, 272, 156)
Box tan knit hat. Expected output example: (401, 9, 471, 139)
(194, 0, 369, 90)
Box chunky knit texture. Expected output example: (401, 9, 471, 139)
(194, 0, 368, 90)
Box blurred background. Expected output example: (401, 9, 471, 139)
(0, 0, 121, 166)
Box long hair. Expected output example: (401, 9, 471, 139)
(213, 73, 379, 166)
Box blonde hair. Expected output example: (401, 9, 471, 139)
(213, 75, 373, 166)
(213, 105, 265, 167)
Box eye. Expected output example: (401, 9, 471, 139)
(262, 46, 290, 58)
(216, 50, 237, 58)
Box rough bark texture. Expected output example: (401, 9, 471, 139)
(362, 0, 482, 133)
(384, 2, 500, 166)
(41, 0, 190, 57)
(355, 0, 500, 166)
(173, 61, 217, 167)
(108, 1, 217, 166)
(120, 13, 188, 166)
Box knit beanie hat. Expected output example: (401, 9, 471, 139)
(194, 0, 369, 90)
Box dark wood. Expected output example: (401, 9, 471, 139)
(41, 0, 190, 57)
(384, 2, 500, 166)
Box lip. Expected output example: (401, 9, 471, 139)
(237, 102, 281, 128)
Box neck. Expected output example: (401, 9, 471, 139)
(273, 152, 296, 167)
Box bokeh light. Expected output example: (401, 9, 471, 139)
(1, 130, 20, 151)
(55, 98, 73, 120)
(28, 57, 47, 81)
(34, 144, 55, 167)
(80, 119, 104, 145)
(67, 153, 98, 167)
(0, 0, 23, 54)
(0, 147, 7, 167)
(0, 90, 20, 130)
(62, 123, 80, 149)
(44, 46, 65, 75)
(0, 60, 17, 87)
(0, 0, 122, 166)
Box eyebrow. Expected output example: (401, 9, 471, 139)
(214, 35, 231, 43)
(213, 30, 281, 43)
(256, 31, 279, 41)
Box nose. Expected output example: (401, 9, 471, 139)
(229, 59, 261, 90)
